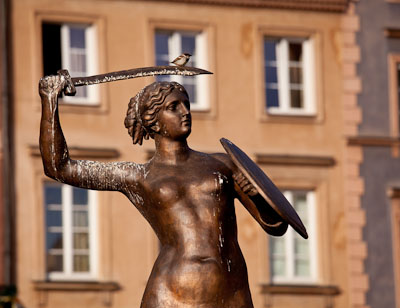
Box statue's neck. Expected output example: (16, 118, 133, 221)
(154, 137, 190, 165)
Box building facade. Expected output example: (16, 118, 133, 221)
(351, 1, 400, 307)
(9, 0, 360, 307)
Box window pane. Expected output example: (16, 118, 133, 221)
(290, 66, 303, 84)
(183, 83, 195, 103)
(42, 23, 62, 76)
(73, 255, 89, 272)
(271, 237, 285, 254)
(46, 210, 62, 227)
(73, 187, 88, 205)
(264, 39, 279, 110)
(181, 34, 195, 55)
(272, 258, 286, 276)
(266, 88, 279, 108)
(73, 232, 89, 249)
(293, 191, 311, 278)
(70, 53, 86, 74)
(289, 42, 302, 62)
(47, 232, 63, 250)
(290, 89, 303, 108)
(73, 211, 88, 227)
(265, 66, 278, 84)
(47, 254, 63, 272)
(65, 25, 88, 100)
(270, 237, 286, 277)
(397, 63, 400, 134)
(155, 31, 171, 77)
(45, 186, 62, 205)
(157, 75, 170, 82)
(69, 27, 86, 48)
(295, 259, 310, 276)
(270, 190, 315, 282)
(156, 58, 170, 66)
(295, 238, 308, 255)
(74, 87, 87, 98)
(181, 34, 196, 66)
(155, 32, 170, 56)
(293, 192, 308, 224)
(264, 39, 277, 63)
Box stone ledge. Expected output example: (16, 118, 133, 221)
(141, 0, 349, 12)
(29, 145, 120, 159)
(384, 28, 400, 39)
(348, 136, 400, 147)
(260, 284, 341, 296)
(32, 281, 121, 292)
(255, 154, 335, 167)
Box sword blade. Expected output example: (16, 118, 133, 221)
(71, 65, 212, 87)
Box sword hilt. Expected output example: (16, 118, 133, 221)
(57, 69, 76, 96)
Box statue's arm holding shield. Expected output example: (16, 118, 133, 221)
(233, 171, 289, 236)
(39, 72, 139, 192)
(218, 139, 308, 239)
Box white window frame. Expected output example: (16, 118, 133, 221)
(265, 37, 316, 116)
(61, 23, 99, 105)
(270, 190, 318, 284)
(155, 30, 209, 111)
(46, 183, 98, 281)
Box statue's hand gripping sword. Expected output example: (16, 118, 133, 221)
(57, 66, 212, 96)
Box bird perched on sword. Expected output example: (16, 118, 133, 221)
(171, 53, 192, 67)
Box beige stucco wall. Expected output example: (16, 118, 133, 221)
(11, 0, 350, 307)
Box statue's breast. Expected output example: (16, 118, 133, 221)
(153, 179, 182, 203)
(149, 170, 229, 206)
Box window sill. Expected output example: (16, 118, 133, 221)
(33, 280, 121, 292)
(260, 284, 340, 296)
(267, 109, 316, 117)
(259, 111, 322, 125)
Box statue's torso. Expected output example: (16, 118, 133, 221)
(125, 152, 254, 308)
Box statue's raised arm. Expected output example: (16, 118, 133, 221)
(39, 72, 142, 193)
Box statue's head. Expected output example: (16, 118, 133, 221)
(124, 81, 190, 145)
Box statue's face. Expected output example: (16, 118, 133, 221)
(156, 88, 191, 140)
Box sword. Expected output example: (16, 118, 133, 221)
(57, 66, 212, 96)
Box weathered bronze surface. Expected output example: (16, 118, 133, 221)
(221, 138, 308, 239)
(39, 69, 300, 308)
(69, 65, 211, 87)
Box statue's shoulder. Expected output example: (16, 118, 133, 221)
(209, 152, 235, 170)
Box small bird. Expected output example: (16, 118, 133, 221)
(171, 53, 192, 67)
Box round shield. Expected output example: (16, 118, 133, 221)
(220, 138, 308, 239)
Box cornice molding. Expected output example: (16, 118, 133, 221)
(138, 0, 349, 12)
(385, 28, 400, 39)
(29, 146, 120, 159)
(256, 154, 336, 167)
(388, 187, 400, 199)
(347, 136, 400, 147)
(33, 281, 121, 292)
(260, 284, 341, 296)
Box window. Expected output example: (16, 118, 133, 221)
(390, 189, 400, 307)
(155, 30, 208, 111)
(264, 37, 315, 115)
(270, 190, 317, 284)
(393, 60, 400, 135)
(397, 62, 400, 133)
(42, 22, 99, 105)
(44, 182, 97, 280)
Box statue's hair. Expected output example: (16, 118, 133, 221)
(124, 81, 188, 145)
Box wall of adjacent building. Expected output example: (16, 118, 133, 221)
(355, 1, 400, 307)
